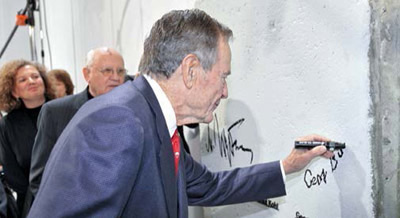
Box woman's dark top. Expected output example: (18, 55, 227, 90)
(0, 103, 42, 213)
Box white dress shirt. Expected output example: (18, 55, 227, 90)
(142, 74, 286, 182)
(143, 74, 176, 137)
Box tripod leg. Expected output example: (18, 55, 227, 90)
(0, 25, 19, 59)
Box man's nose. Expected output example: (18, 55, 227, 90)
(110, 71, 122, 81)
(222, 82, 228, 99)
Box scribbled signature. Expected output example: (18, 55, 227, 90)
(303, 149, 345, 188)
(330, 149, 344, 172)
(205, 114, 253, 167)
(257, 199, 279, 211)
(295, 211, 308, 218)
(304, 168, 328, 188)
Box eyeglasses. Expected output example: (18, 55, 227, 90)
(96, 67, 127, 77)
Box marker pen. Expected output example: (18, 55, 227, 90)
(294, 141, 346, 151)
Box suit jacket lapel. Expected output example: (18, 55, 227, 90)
(133, 76, 177, 218)
(73, 88, 90, 109)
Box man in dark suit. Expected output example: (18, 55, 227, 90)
(28, 9, 333, 218)
(29, 47, 127, 197)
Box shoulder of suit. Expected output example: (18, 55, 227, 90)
(43, 90, 88, 110)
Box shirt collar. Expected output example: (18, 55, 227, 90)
(143, 74, 176, 137)
(86, 86, 94, 100)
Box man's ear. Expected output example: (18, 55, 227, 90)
(82, 67, 90, 82)
(181, 54, 200, 89)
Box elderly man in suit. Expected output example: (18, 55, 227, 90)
(28, 9, 333, 218)
(29, 47, 127, 198)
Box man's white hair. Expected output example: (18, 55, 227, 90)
(85, 47, 115, 67)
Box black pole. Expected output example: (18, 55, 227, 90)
(0, 25, 19, 58)
(0, 2, 31, 59)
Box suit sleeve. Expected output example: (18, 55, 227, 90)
(184, 151, 286, 206)
(28, 106, 144, 218)
(29, 104, 57, 197)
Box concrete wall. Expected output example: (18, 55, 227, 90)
(369, 1, 400, 217)
(197, 0, 372, 217)
(1, 0, 399, 217)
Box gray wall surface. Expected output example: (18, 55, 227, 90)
(197, 0, 372, 217)
(369, 1, 400, 217)
(1, 0, 400, 217)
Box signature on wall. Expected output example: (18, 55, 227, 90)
(330, 148, 344, 172)
(205, 114, 254, 167)
(257, 199, 279, 211)
(303, 149, 345, 189)
(295, 211, 308, 218)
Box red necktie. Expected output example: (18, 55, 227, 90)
(171, 129, 180, 175)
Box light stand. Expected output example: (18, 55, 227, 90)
(0, 0, 39, 61)
(27, 0, 38, 61)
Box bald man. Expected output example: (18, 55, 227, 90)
(29, 47, 127, 197)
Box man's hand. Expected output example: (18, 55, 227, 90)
(282, 134, 334, 175)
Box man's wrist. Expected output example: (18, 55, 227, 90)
(282, 158, 295, 175)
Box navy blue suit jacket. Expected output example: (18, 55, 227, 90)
(28, 76, 286, 218)
(30, 89, 90, 197)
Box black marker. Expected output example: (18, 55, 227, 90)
(294, 141, 346, 151)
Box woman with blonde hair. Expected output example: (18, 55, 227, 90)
(0, 59, 54, 216)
